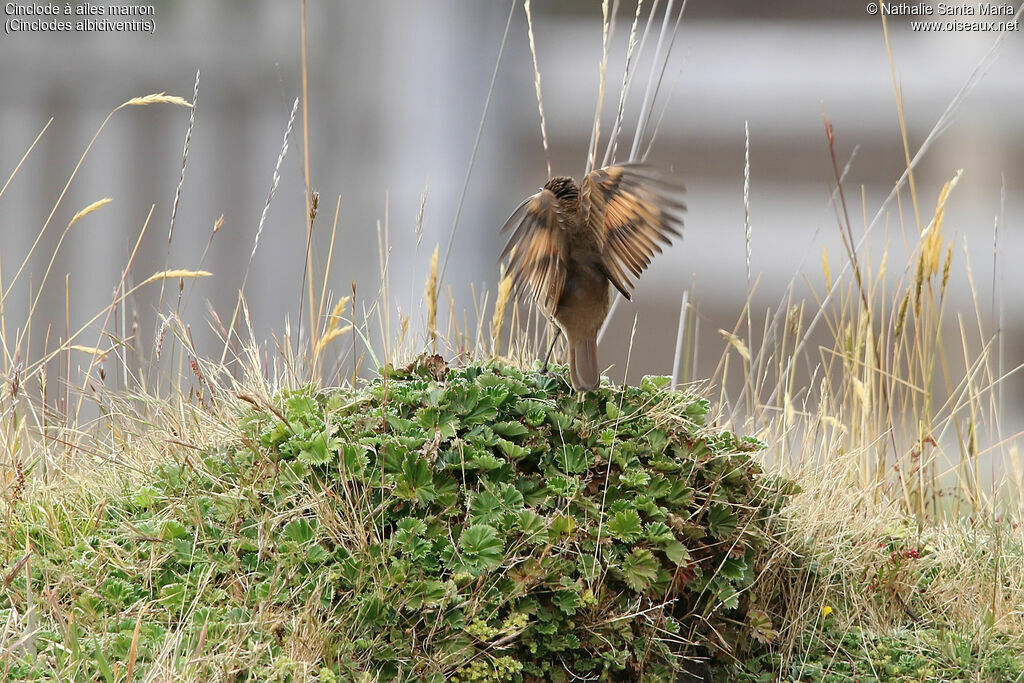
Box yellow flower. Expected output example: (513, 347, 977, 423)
(821, 605, 833, 618)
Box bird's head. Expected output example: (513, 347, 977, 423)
(543, 176, 579, 206)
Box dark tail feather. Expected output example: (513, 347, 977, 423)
(568, 332, 600, 392)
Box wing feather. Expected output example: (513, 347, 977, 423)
(578, 163, 685, 300)
(499, 188, 568, 314)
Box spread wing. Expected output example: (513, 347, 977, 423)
(578, 163, 685, 300)
(499, 188, 569, 313)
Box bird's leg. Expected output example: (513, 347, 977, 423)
(541, 325, 563, 373)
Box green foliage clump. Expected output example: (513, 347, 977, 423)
(1, 358, 791, 681)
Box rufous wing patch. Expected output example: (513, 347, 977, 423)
(499, 188, 569, 314)
(578, 163, 685, 299)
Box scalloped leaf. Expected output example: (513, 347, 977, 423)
(607, 509, 643, 543)
(621, 549, 659, 592)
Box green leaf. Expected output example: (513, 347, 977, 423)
(450, 386, 480, 414)
(381, 441, 406, 473)
(358, 595, 392, 628)
(172, 539, 200, 565)
(341, 443, 368, 476)
(416, 406, 441, 429)
(158, 582, 187, 610)
(517, 510, 547, 543)
(741, 435, 767, 451)
(647, 429, 669, 454)
(101, 578, 134, 607)
(160, 519, 189, 541)
(552, 589, 581, 615)
(646, 522, 675, 545)
(497, 483, 524, 508)
(471, 490, 503, 525)
(497, 438, 530, 460)
(661, 480, 694, 507)
(640, 375, 672, 392)
(398, 434, 428, 451)
(492, 421, 529, 439)
(621, 549, 659, 592)
(284, 518, 316, 544)
(263, 419, 290, 447)
(516, 399, 548, 423)
(403, 536, 432, 561)
(715, 581, 740, 610)
(468, 451, 506, 472)
(606, 509, 643, 542)
(546, 410, 573, 431)
(546, 475, 581, 498)
(458, 524, 504, 573)
(646, 475, 671, 499)
(662, 541, 691, 567)
(297, 430, 337, 465)
(405, 579, 448, 609)
(438, 418, 459, 439)
(707, 504, 738, 539)
(480, 384, 510, 407)
(132, 486, 159, 509)
(395, 517, 427, 543)
(684, 398, 710, 422)
(558, 444, 590, 474)
(719, 556, 748, 582)
(397, 454, 436, 504)
(286, 394, 318, 420)
(620, 467, 650, 489)
(306, 544, 330, 565)
(465, 424, 499, 447)
(549, 515, 575, 540)
(385, 414, 416, 433)
(279, 460, 310, 485)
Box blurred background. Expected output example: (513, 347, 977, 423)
(1, 1, 1022, 451)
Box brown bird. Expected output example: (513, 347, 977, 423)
(500, 163, 685, 391)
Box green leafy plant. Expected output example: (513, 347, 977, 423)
(1, 357, 791, 681)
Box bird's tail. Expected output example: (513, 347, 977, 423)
(568, 332, 600, 392)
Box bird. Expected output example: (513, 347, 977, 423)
(499, 163, 685, 392)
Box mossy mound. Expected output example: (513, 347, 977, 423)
(3, 358, 791, 681)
